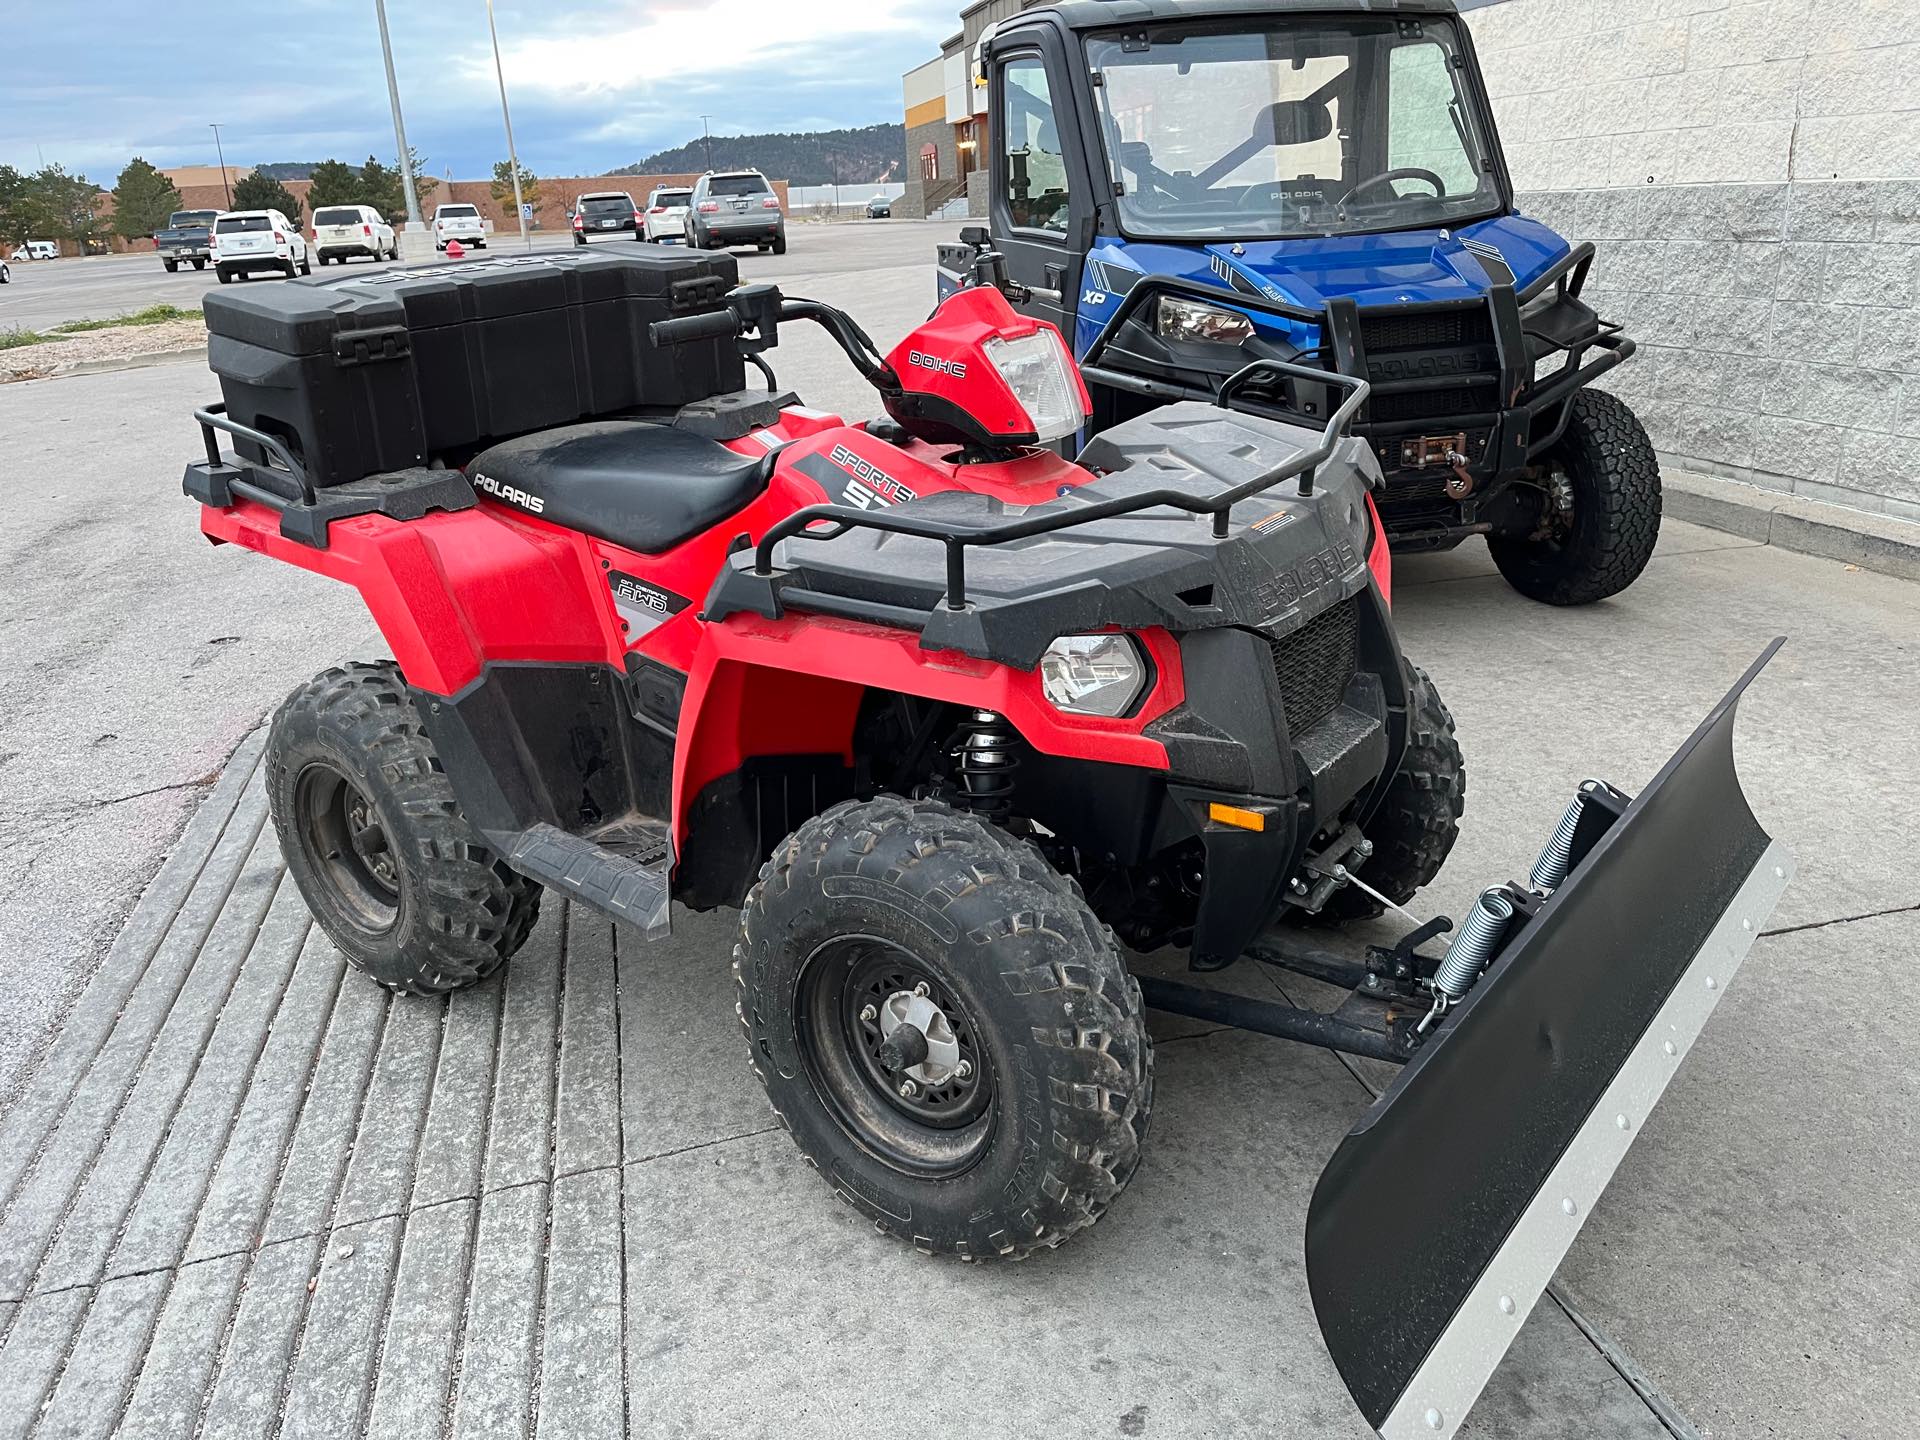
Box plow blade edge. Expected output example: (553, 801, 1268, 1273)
(1305, 641, 1793, 1438)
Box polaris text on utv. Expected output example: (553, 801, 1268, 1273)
(938, 0, 1662, 606)
(184, 243, 1784, 1438)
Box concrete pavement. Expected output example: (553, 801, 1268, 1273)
(0, 220, 1915, 1437)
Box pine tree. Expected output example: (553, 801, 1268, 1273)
(490, 160, 541, 218)
(111, 157, 183, 238)
(358, 155, 405, 222)
(305, 159, 364, 212)
(232, 171, 304, 223)
(24, 166, 108, 251)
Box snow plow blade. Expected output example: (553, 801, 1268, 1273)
(1305, 641, 1793, 1438)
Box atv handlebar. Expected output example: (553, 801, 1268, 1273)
(648, 288, 902, 395)
(648, 310, 743, 345)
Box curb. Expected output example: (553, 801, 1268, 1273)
(48, 343, 208, 378)
(1664, 468, 1920, 584)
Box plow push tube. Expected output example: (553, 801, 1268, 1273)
(1306, 641, 1793, 1439)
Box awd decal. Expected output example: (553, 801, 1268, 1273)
(829, 443, 918, 509)
(470, 471, 546, 514)
(607, 570, 690, 638)
(908, 349, 967, 378)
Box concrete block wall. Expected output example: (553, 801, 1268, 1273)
(1464, 0, 1920, 518)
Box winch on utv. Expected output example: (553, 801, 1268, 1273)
(940, 0, 1663, 606)
(182, 243, 1788, 1439)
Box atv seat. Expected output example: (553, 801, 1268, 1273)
(468, 420, 773, 555)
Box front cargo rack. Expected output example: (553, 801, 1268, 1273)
(727, 357, 1370, 627)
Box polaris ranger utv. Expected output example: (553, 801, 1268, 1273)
(939, 0, 1661, 605)
(183, 246, 1783, 1438)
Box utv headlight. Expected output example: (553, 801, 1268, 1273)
(1155, 294, 1254, 345)
(1039, 634, 1148, 717)
(982, 328, 1086, 442)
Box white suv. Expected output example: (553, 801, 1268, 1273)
(312, 204, 396, 265)
(433, 203, 488, 250)
(211, 210, 312, 283)
(641, 187, 692, 243)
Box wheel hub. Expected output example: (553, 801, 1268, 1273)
(875, 987, 963, 1087)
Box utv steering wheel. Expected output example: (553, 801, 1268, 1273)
(1338, 167, 1448, 206)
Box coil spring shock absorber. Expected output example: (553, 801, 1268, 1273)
(950, 710, 1021, 819)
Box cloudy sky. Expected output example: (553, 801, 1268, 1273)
(4, 0, 956, 184)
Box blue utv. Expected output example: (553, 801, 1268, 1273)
(938, 0, 1660, 605)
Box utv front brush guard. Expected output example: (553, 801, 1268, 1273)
(1295, 640, 1791, 1437)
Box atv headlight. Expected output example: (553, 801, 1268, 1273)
(1155, 294, 1254, 345)
(1039, 634, 1147, 717)
(982, 329, 1085, 442)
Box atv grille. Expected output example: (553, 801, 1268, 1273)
(1268, 597, 1359, 737)
(1367, 384, 1494, 424)
(1359, 307, 1493, 351)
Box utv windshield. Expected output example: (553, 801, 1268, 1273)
(1085, 17, 1503, 241)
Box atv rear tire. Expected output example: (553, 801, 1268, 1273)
(1322, 665, 1464, 923)
(1489, 389, 1661, 606)
(736, 795, 1153, 1260)
(268, 661, 541, 994)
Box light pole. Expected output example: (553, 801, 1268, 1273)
(701, 115, 714, 171)
(485, 0, 531, 251)
(209, 124, 232, 207)
(373, 0, 428, 254)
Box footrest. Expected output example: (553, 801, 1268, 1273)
(504, 823, 671, 938)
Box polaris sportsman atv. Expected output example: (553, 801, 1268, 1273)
(938, 0, 1662, 606)
(183, 246, 1786, 1439)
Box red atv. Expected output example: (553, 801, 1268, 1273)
(185, 247, 1788, 1438)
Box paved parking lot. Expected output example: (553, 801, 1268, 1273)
(0, 222, 1913, 1438)
(0, 220, 927, 333)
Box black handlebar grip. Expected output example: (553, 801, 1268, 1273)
(648, 310, 740, 345)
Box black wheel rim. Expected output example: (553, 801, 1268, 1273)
(794, 936, 995, 1178)
(294, 762, 401, 935)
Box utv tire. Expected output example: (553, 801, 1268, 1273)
(1320, 665, 1464, 924)
(268, 661, 541, 994)
(736, 795, 1153, 1260)
(1489, 389, 1661, 606)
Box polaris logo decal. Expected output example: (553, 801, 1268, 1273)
(1251, 539, 1360, 616)
(470, 471, 546, 514)
(908, 349, 967, 378)
(829, 443, 918, 509)
(606, 569, 690, 638)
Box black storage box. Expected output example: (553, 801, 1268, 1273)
(202, 247, 744, 488)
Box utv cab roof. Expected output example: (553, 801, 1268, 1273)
(1009, 0, 1461, 31)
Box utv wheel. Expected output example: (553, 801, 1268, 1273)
(268, 661, 541, 994)
(736, 795, 1153, 1260)
(1320, 665, 1464, 923)
(1489, 389, 1661, 606)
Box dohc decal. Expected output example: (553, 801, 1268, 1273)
(829, 443, 918, 509)
(908, 350, 967, 378)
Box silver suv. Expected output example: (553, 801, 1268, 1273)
(686, 170, 785, 254)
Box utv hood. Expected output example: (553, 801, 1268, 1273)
(1099, 214, 1571, 315)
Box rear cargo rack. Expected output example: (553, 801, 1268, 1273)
(183, 404, 476, 550)
(743, 358, 1369, 617)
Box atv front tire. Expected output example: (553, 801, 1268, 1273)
(736, 795, 1153, 1260)
(1489, 388, 1661, 606)
(268, 661, 541, 994)
(1322, 665, 1465, 923)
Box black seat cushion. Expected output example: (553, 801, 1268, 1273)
(468, 420, 772, 554)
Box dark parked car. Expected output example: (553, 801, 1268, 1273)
(685, 170, 785, 254)
(571, 191, 641, 244)
(866, 195, 892, 219)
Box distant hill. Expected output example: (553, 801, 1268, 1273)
(615, 124, 903, 186)
(254, 162, 321, 181)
